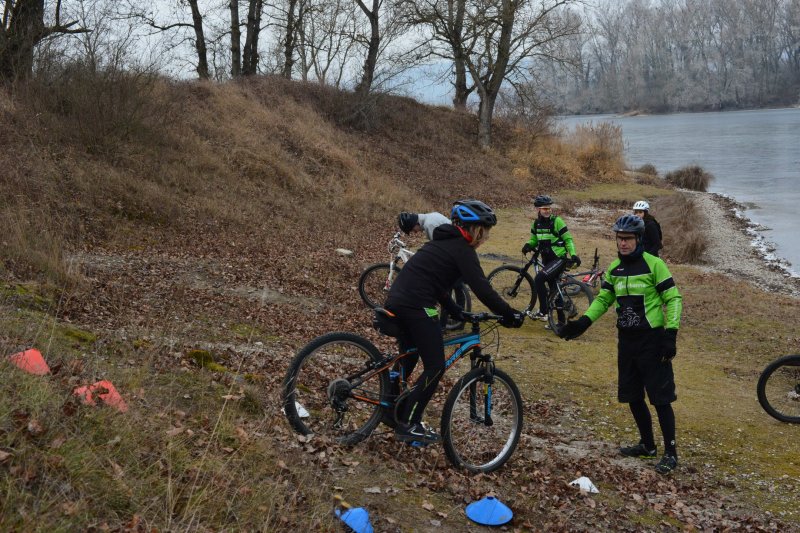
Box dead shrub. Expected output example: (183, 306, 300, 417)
(19, 61, 168, 153)
(664, 165, 714, 192)
(565, 122, 626, 180)
(636, 163, 658, 176)
(652, 193, 708, 263)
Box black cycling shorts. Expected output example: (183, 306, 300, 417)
(617, 329, 676, 405)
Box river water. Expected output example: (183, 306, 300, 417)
(558, 108, 800, 274)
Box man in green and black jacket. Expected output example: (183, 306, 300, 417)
(559, 214, 683, 475)
(521, 195, 580, 322)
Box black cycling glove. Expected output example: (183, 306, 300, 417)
(571, 255, 581, 267)
(499, 311, 525, 328)
(521, 243, 535, 254)
(559, 316, 592, 340)
(661, 329, 678, 361)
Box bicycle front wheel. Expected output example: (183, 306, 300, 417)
(441, 367, 523, 473)
(757, 354, 800, 423)
(358, 263, 396, 309)
(282, 333, 390, 444)
(547, 281, 594, 335)
(487, 266, 536, 312)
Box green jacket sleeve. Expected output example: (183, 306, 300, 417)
(584, 268, 616, 322)
(555, 217, 577, 256)
(527, 222, 539, 248)
(653, 260, 682, 330)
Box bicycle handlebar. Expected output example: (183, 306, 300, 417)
(461, 312, 503, 322)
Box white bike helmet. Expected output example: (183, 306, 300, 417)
(632, 200, 650, 211)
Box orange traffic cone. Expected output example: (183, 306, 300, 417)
(8, 349, 50, 375)
(73, 380, 129, 413)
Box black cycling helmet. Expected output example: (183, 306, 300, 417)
(533, 195, 553, 207)
(612, 214, 645, 235)
(397, 212, 419, 234)
(451, 199, 497, 227)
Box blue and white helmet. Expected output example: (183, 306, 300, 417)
(451, 199, 497, 227)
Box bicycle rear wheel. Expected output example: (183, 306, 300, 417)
(757, 354, 800, 423)
(282, 332, 390, 444)
(487, 266, 536, 312)
(358, 263, 397, 309)
(547, 281, 594, 336)
(441, 367, 523, 473)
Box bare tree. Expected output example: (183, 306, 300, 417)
(230, 0, 241, 76)
(0, 0, 91, 80)
(125, 0, 211, 79)
(402, 0, 474, 109)
(467, 0, 580, 148)
(242, 0, 262, 74)
(296, 0, 358, 85)
(353, 0, 380, 93)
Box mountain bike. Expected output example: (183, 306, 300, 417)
(281, 312, 523, 473)
(487, 253, 594, 335)
(565, 248, 603, 293)
(358, 231, 471, 329)
(757, 354, 800, 423)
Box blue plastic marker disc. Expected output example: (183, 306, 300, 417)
(335, 507, 374, 533)
(465, 496, 513, 526)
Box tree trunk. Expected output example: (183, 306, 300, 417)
(477, 91, 496, 149)
(282, 0, 298, 79)
(230, 0, 241, 77)
(354, 0, 379, 95)
(452, 55, 470, 109)
(0, 0, 45, 81)
(188, 0, 209, 79)
(243, 0, 264, 75)
(450, 0, 470, 109)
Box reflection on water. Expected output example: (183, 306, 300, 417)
(559, 108, 800, 273)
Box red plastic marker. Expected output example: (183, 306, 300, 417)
(73, 380, 129, 412)
(8, 349, 50, 375)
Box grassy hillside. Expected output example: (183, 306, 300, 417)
(4, 74, 797, 531)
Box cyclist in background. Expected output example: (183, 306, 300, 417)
(559, 214, 683, 475)
(398, 211, 450, 241)
(633, 200, 663, 257)
(398, 210, 464, 329)
(386, 199, 525, 444)
(521, 195, 580, 321)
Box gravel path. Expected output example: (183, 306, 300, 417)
(686, 190, 800, 297)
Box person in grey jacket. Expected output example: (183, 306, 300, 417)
(398, 210, 465, 329)
(398, 211, 450, 240)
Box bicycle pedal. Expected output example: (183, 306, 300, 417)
(408, 440, 429, 448)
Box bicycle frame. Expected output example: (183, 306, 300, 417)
(385, 231, 415, 288)
(343, 320, 493, 411)
(566, 248, 602, 287)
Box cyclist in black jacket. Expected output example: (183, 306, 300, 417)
(633, 200, 663, 257)
(386, 199, 525, 444)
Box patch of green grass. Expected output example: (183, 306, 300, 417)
(229, 322, 262, 340)
(62, 326, 97, 345)
(0, 282, 57, 312)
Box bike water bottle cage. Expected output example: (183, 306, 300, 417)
(373, 308, 402, 338)
(451, 199, 497, 227)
